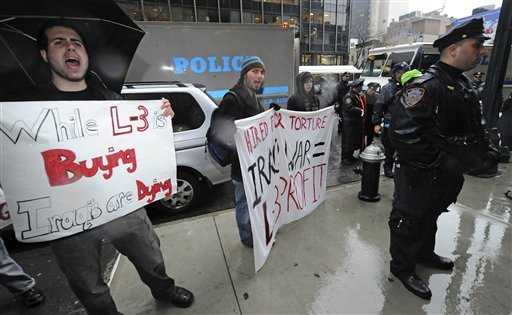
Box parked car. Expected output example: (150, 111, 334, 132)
(121, 82, 231, 213)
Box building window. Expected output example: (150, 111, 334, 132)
(324, 24, 336, 51)
(323, 0, 335, 25)
(243, 0, 263, 24)
(264, 0, 282, 25)
(170, 0, 195, 21)
(302, 53, 312, 65)
(197, 8, 220, 22)
(220, 9, 241, 22)
(117, 0, 144, 21)
(319, 54, 338, 65)
(143, 0, 171, 21)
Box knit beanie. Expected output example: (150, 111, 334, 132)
(240, 56, 265, 76)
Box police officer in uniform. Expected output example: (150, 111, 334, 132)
(372, 62, 410, 178)
(337, 79, 365, 165)
(472, 71, 485, 93)
(336, 72, 351, 134)
(388, 18, 498, 300)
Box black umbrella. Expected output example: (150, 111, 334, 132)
(0, 0, 145, 94)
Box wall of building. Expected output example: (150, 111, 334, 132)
(115, 0, 351, 65)
(383, 11, 452, 45)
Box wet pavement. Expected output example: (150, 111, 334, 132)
(109, 163, 511, 315)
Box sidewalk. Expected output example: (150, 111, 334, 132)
(111, 164, 512, 315)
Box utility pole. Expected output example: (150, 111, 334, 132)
(483, 0, 511, 128)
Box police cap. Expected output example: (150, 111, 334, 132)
(433, 18, 490, 51)
(367, 82, 380, 89)
(391, 62, 410, 74)
(349, 78, 364, 88)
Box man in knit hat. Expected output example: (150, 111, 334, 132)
(216, 56, 266, 247)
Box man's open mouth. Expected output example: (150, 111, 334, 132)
(65, 57, 81, 68)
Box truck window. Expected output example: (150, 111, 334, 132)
(382, 51, 415, 77)
(418, 53, 440, 72)
(123, 92, 206, 132)
(362, 53, 387, 77)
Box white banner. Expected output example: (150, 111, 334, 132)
(235, 107, 335, 272)
(0, 100, 176, 242)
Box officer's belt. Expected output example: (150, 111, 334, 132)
(443, 134, 479, 146)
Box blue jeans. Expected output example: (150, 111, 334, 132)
(232, 179, 252, 246)
(0, 238, 35, 294)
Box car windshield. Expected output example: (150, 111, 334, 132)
(381, 51, 415, 77)
(418, 53, 440, 72)
(362, 53, 387, 77)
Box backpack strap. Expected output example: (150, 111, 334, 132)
(225, 90, 250, 116)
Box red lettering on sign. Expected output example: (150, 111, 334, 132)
(41, 148, 137, 187)
(136, 105, 149, 132)
(111, 106, 132, 136)
(244, 129, 253, 154)
(136, 178, 173, 203)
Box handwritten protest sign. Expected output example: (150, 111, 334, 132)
(0, 100, 176, 242)
(234, 107, 335, 271)
(0, 188, 11, 230)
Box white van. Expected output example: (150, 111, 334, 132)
(360, 42, 512, 95)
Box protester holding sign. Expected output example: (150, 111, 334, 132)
(6, 22, 193, 315)
(216, 56, 267, 248)
(234, 106, 335, 271)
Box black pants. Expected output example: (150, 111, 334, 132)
(51, 209, 175, 315)
(381, 127, 395, 172)
(388, 160, 464, 276)
(389, 208, 440, 275)
(341, 119, 362, 160)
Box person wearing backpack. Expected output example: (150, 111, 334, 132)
(214, 57, 266, 248)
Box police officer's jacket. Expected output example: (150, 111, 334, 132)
(372, 78, 400, 127)
(390, 61, 491, 170)
(338, 90, 364, 121)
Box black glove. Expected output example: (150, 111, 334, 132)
(270, 103, 281, 111)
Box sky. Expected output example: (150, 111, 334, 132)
(388, 0, 503, 23)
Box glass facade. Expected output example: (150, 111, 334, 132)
(115, 0, 350, 65)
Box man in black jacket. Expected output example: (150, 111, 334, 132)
(372, 62, 409, 177)
(216, 56, 266, 248)
(388, 18, 498, 300)
(337, 72, 350, 105)
(15, 22, 194, 315)
(337, 79, 365, 165)
(287, 71, 320, 111)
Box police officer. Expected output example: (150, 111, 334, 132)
(364, 82, 380, 146)
(388, 18, 498, 300)
(372, 62, 410, 177)
(335, 72, 351, 133)
(471, 71, 485, 92)
(337, 79, 365, 165)
(337, 72, 351, 105)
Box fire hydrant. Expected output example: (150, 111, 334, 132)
(358, 140, 386, 202)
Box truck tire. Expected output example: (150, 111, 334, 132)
(153, 170, 202, 214)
